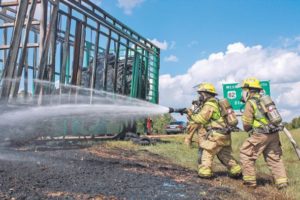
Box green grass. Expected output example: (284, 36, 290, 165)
(105, 136, 200, 170)
(229, 129, 300, 199)
(105, 129, 300, 199)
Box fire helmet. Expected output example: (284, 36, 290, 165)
(240, 77, 262, 90)
(197, 83, 218, 95)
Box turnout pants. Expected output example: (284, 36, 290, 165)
(198, 132, 241, 178)
(240, 132, 288, 186)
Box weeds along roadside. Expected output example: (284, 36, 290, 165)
(103, 129, 300, 199)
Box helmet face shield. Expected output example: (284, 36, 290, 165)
(241, 89, 249, 103)
(198, 91, 205, 102)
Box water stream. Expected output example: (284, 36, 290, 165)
(0, 79, 169, 144)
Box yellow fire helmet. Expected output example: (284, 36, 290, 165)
(197, 83, 218, 95)
(240, 77, 262, 89)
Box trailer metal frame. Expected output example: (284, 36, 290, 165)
(0, 0, 160, 104)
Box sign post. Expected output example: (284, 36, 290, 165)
(222, 81, 270, 111)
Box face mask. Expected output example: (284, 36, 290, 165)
(241, 90, 249, 103)
(198, 92, 205, 102)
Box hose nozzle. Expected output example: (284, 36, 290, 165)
(168, 107, 187, 115)
(168, 107, 175, 113)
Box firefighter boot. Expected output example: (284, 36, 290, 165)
(277, 183, 288, 190)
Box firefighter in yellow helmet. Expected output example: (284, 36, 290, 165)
(239, 77, 288, 189)
(187, 83, 242, 178)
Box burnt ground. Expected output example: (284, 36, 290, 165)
(0, 141, 289, 200)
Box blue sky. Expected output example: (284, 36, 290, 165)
(0, 0, 298, 123)
(98, 0, 300, 75)
(95, 0, 300, 121)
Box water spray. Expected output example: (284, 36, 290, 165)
(0, 79, 170, 145)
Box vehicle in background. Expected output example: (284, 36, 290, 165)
(165, 121, 186, 134)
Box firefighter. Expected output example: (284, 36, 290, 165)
(239, 77, 288, 189)
(187, 83, 242, 178)
(144, 117, 153, 135)
(147, 118, 153, 135)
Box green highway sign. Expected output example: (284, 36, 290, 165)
(222, 81, 270, 111)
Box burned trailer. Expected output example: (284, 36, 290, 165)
(82, 52, 149, 98)
(0, 0, 160, 138)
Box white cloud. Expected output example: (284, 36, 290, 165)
(276, 82, 300, 108)
(164, 55, 178, 62)
(117, 0, 144, 15)
(149, 38, 168, 50)
(159, 42, 300, 122)
(148, 39, 176, 50)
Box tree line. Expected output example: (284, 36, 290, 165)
(283, 116, 300, 130)
(136, 114, 300, 134)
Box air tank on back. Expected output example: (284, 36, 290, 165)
(259, 95, 282, 125)
(218, 98, 238, 127)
